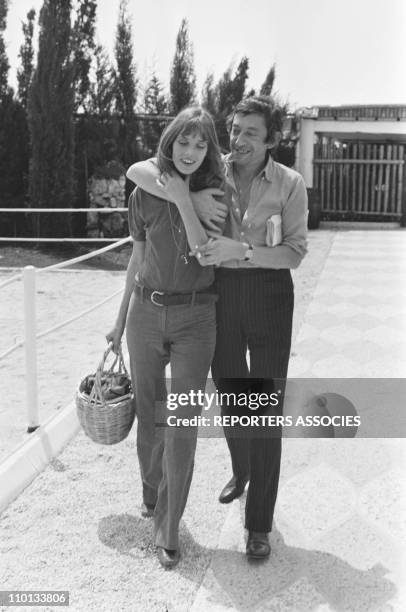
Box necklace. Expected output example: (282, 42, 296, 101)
(167, 202, 189, 265)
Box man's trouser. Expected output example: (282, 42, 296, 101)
(211, 268, 294, 533)
(126, 292, 216, 550)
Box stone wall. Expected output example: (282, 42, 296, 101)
(87, 171, 127, 238)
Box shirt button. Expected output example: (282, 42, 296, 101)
(241, 232, 245, 236)
(235, 208, 240, 213)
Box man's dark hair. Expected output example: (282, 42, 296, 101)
(228, 95, 285, 144)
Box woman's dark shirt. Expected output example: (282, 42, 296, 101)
(128, 187, 214, 293)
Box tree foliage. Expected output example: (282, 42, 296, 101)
(0, 0, 28, 234)
(28, 0, 75, 236)
(260, 64, 276, 96)
(88, 44, 115, 117)
(143, 71, 168, 115)
(230, 57, 249, 106)
(0, 0, 28, 233)
(140, 69, 169, 156)
(72, 0, 97, 112)
(0, 94, 29, 205)
(0, 0, 10, 100)
(17, 9, 36, 109)
(215, 57, 249, 149)
(169, 18, 196, 114)
(201, 72, 217, 117)
(0, 0, 296, 238)
(114, 0, 137, 118)
(216, 57, 249, 116)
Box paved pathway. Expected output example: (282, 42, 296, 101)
(192, 230, 406, 611)
(290, 230, 406, 378)
(0, 229, 405, 611)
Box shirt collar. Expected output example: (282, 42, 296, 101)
(223, 153, 275, 185)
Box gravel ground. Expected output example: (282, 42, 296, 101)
(0, 230, 335, 612)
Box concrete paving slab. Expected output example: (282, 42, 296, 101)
(193, 230, 406, 611)
(0, 229, 404, 610)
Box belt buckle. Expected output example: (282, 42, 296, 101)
(150, 290, 164, 306)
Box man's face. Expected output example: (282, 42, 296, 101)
(229, 112, 272, 170)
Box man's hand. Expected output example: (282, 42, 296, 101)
(191, 188, 227, 231)
(196, 236, 245, 266)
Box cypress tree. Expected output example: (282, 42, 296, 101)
(72, 0, 97, 113)
(0, 0, 11, 212)
(144, 71, 168, 116)
(216, 56, 249, 118)
(260, 64, 276, 97)
(0, 0, 9, 100)
(142, 69, 169, 155)
(230, 57, 249, 103)
(89, 44, 115, 117)
(28, 0, 75, 237)
(17, 9, 36, 110)
(113, 0, 139, 167)
(201, 72, 217, 117)
(215, 57, 249, 149)
(71, 0, 98, 231)
(0, 0, 28, 238)
(114, 0, 137, 118)
(75, 42, 117, 214)
(169, 18, 196, 114)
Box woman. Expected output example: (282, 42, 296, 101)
(107, 107, 224, 569)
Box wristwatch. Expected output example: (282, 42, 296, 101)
(242, 242, 254, 261)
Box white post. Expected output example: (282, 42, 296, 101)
(23, 265, 39, 432)
(298, 117, 316, 188)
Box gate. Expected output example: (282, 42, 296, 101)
(313, 137, 405, 219)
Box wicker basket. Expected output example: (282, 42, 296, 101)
(76, 344, 135, 445)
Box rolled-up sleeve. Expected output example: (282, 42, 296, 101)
(128, 188, 146, 242)
(248, 173, 308, 270)
(282, 174, 308, 259)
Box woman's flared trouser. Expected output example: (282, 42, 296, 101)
(126, 293, 216, 550)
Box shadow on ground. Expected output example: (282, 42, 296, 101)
(98, 513, 214, 583)
(97, 513, 395, 611)
(207, 528, 395, 611)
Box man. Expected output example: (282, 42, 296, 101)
(127, 95, 308, 560)
(198, 96, 307, 560)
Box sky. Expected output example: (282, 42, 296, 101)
(4, 0, 406, 109)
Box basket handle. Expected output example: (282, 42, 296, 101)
(89, 343, 130, 404)
(104, 342, 130, 377)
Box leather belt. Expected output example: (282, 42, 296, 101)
(135, 284, 217, 307)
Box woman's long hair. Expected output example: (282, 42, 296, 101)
(157, 106, 224, 191)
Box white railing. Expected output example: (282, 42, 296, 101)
(0, 206, 128, 242)
(0, 233, 131, 432)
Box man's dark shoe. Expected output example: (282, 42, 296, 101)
(140, 502, 155, 518)
(218, 475, 249, 504)
(157, 547, 180, 569)
(246, 531, 270, 560)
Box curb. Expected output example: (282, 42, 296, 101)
(319, 221, 401, 230)
(0, 401, 80, 514)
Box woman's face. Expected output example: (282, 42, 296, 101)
(171, 130, 208, 175)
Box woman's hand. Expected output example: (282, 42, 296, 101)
(106, 322, 125, 354)
(195, 236, 246, 266)
(157, 172, 190, 207)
